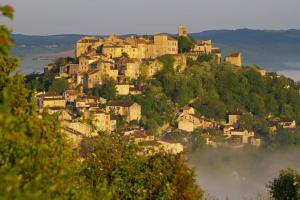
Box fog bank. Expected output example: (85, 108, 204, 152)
(188, 147, 300, 200)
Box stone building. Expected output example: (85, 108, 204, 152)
(84, 108, 116, 133)
(211, 48, 222, 63)
(154, 34, 178, 56)
(63, 90, 81, 102)
(227, 111, 243, 126)
(192, 40, 212, 54)
(178, 25, 188, 37)
(78, 55, 98, 73)
(106, 100, 141, 122)
(225, 52, 242, 67)
(117, 57, 141, 80)
(177, 106, 217, 132)
(224, 129, 259, 146)
(115, 84, 134, 95)
(278, 120, 297, 129)
(102, 45, 123, 58)
(76, 36, 102, 58)
(36, 92, 66, 111)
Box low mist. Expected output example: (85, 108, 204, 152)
(188, 147, 300, 200)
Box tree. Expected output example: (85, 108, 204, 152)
(157, 54, 175, 71)
(49, 77, 70, 94)
(81, 135, 203, 199)
(280, 104, 295, 121)
(239, 113, 254, 131)
(197, 54, 214, 63)
(174, 82, 195, 107)
(98, 78, 116, 100)
(178, 35, 194, 53)
(0, 6, 88, 199)
(268, 168, 300, 200)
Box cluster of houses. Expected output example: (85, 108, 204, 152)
(177, 106, 298, 148)
(176, 106, 260, 147)
(177, 106, 218, 132)
(38, 25, 296, 152)
(36, 90, 185, 153)
(47, 25, 244, 94)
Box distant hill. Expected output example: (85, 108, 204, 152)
(12, 34, 84, 56)
(11, 29, 300, 74)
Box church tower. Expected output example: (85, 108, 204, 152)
(178, 25, 187, 37)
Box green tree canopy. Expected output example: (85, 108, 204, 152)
(268, 168, 300, 200)
(49, 77, 70, 94)
(93, 78, 116, 100)
(178, 35, 194, 53)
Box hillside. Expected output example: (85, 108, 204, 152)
(12, 29, 300, 74)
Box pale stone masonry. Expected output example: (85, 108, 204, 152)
(36, 92, 66, 111)
(224, 52, 242, 67)
(106, 100, 141, 122)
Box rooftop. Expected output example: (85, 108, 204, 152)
(107, 100, 134, 107)
(64, 90, 80, 96)
(225, 52, 241, 58)
(36, 92, 61, 98)
(211, 48, 221, 53)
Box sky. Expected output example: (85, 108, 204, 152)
(1, 0, 300, 35)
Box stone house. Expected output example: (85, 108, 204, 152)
(76, 36, 102, 58)
(106, 100, 141, 122)
(75, 96, 98, 111)
(225, 129, 255, 144)
(177, 106, 217, 132)
(36, 92, 66, 110)
(102, 45, 123, 58)
(191, 40, 212, 54)
(86, 59, 118, 89)
(78, 55, 98, 73)
(40, 98, 66, 110)
(278, 120, 297, 129)
(211, 48, 222, 63)
(224, 52, 242, 67)
(115, 84, 134, 95)
(125, 37, 156, 59)
(154, 34, 178, 56)
(84, 108, 116, 133)
(227, 111, 243, 126)
(86, 69, 103, 89)
(117, 57, 141, 80)
(63, 90, 81, 102)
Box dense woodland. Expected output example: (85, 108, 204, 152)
(2, 5, 300, 199)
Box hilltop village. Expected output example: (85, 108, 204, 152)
(35, 25, 298, 153)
